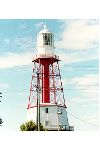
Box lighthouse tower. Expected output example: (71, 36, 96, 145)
(27, 25, 74, 131)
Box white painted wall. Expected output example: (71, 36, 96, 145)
(27, 105, 69, 130)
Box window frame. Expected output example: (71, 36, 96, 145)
(45, 108, 48, 113)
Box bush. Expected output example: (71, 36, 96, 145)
(20, 120, 46, 131)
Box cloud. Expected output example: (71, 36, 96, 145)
(0, 36, 37, 69)
(0, 51, 33, 69)
(0, 83, 9, 89)
(58, 48, 98, 65)
(55, 20, 99, 66)
(18, 23, 27, 30)
(82, 115, 99, 127)
(68, 112, 99, 130)
(56, 19, 99, 50)
(63, 74, 99, 103)
(14, 36, 35, 50)
(34, 21, 44, 30)
(3, 38, 10, 45)
(64, 74, 98, 87)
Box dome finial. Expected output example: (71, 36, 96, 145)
(44, 22, 47, 29)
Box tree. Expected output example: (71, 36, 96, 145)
(20, 120, 46, 131)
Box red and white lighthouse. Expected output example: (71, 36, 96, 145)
(27, 24, 74, 131)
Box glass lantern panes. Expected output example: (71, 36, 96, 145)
(42, 33, 53, 46)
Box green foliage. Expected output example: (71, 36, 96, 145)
(20, 120, 46, 131)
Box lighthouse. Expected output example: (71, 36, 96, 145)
(26, 24, 74, 131)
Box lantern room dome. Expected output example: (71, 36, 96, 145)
(38, 24, 53, 35)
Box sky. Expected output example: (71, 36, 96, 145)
(0, 19, 99, 131)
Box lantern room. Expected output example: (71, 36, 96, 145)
(37, 24, 54, 58)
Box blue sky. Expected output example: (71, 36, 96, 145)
(0, 19, 99, 131)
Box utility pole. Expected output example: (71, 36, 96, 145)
(37, 61, 41, 131)
(57, 111, 62, 131)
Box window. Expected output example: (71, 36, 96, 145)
(42, 33, 52, 46)
(45, 108, 48, 113)
(45, 121, 49, 126)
